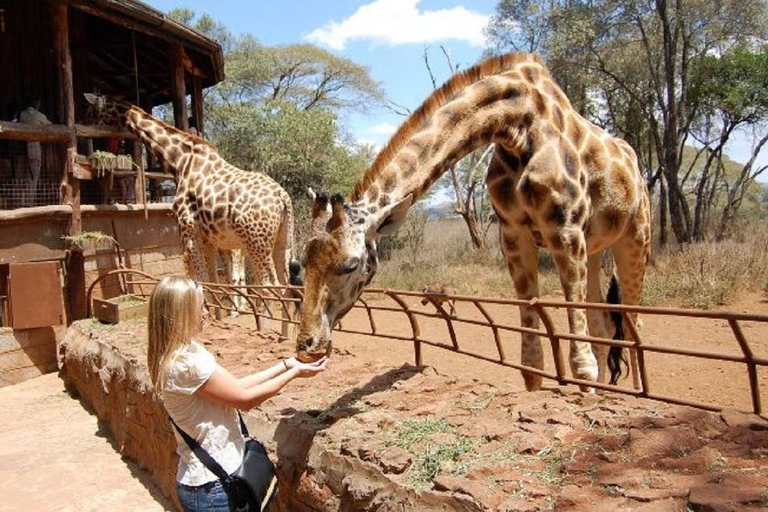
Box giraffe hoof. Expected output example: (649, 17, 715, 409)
(522, 372, 542, 391)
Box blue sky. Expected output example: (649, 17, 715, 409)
(145, 0, 496, 148)
(145, 0, 766, 177)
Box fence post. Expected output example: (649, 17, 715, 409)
(386, 290, 422, 366)
(620, 314, 648, 396)
(529, 298, 566, 385)
(728, 318, 762, 416)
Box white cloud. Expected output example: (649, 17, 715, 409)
(355, 138, 384, 151)
(305, 0, 489, 50)
(366, 122, 399, 136)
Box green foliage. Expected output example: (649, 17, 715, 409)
(162, 7, 387, 247)
(221, 37, 385, 112)
(62, 231, 117, 251)
(689, 47, 768, 122)
(389, 418, 479, 488)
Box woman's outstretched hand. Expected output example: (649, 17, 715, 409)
(286, 356, 328, 378)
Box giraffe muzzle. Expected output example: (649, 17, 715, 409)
(296, 337, 332, 363)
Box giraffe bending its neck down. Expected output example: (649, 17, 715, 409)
(295, 52, 651, 391)
(85, 95, 296, 323)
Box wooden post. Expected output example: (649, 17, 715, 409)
(53, 0, 86, 322)
(191, 76, 204, 136)
(171, 44, 188, 130)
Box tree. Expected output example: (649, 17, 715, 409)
(687, 47, 768, 239)
(164, 9, 386, 240)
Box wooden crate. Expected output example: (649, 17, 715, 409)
(92, 295, 148, 324)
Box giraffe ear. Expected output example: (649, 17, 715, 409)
(84, 93, 99, 105)
(367, 194, 413, 238)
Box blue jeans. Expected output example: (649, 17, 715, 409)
(176, 480, 232, 512)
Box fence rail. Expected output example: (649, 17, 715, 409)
(86, 269, 768, 420)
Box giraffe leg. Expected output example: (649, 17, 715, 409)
(550, 227, 598, 390)
(500, 230, 543, 391)
(586, 252, 612, 384)
(219, 250, 236, 317)
(180, 227, 209, 282)
(271, 206, 292, 337)
(202, 243, 222, 319)
(244, 249, 277, 331)
(231, 249, 246, 317)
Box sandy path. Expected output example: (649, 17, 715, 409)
(0, 373, 173, 512)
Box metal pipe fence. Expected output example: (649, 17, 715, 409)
(86, 268, 768, 420)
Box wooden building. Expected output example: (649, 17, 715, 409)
(0, 0, 224, 385)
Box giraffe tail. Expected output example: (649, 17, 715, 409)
(606, 274, 629, 385)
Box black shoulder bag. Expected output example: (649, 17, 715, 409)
(170, 412, 278, 512)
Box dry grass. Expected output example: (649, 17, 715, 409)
(373, 218, 768, 309)
(375, 219, 562, 298)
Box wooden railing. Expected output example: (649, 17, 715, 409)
(86, 269, 768, 419)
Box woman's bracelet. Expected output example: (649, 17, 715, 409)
(282, 359, 289, 371)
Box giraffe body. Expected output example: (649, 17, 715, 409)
(85, 95, 296, 323)
(294, 53, 651, 391)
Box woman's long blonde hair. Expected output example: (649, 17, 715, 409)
(147, 276, 204, 388)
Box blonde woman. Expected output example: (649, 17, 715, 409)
(148, 276, 327, 512)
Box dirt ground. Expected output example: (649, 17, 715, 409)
(3, 291, 768, 511)
(316, 290, 768, 411)
(0, 373, 174, 512)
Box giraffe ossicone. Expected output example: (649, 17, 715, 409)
(295, 52, 651, 392)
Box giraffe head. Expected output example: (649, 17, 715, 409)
(84, 93, 130, 127)
(295, 189, 412, 362)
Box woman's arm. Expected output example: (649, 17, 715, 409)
(234, 359, 295, 389)
(197, 357, 327, 410)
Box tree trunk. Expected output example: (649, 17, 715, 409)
(659, 173, 668, 247)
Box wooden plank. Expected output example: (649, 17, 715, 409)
(0, 121, 72, 142)
(171, 44, 187, 130)
(0, 221, 68, 264)
(0, 205, 72, 224)
(75, 124, 137, 140)
(191, 76, 204, 135)
(73, 161, 96, 180)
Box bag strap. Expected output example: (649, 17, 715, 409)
(237, 410, 250, 438)
(168, 409, 252, 480)
(168, 415, 230, 481)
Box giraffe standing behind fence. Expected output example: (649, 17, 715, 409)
(293, 52, 651, 391)
(85, 94, 295, 334)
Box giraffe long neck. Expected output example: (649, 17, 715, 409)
(125, 107, 209, 180)
(352, 68, 544, 211)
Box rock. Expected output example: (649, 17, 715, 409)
(628, 425, 702, 459)
(497, 497, 541, 512)
(688, 483, 766, 510)
(720, 408, 768, 431)
(657, 446, 723, 473)
(624, 488, 688, 502)
(376, 447, 411, 474)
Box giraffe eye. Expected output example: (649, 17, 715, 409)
(338, 258, 361, 275)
